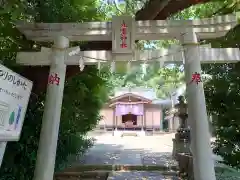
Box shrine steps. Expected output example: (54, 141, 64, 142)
(113, 130, 146, 137)
(54, 165, 179, 180)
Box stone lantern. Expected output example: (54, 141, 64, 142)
(172, 95, 191, 160)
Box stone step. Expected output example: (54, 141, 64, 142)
(107, 171, 179, 180)
(121, 133, 138, 137)
(54, 171, 109, 180)
(114, 152, 142, 165)
(62, 164, 178, 172)
(54, 170, 179, 180)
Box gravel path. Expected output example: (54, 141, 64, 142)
(81, 133, 177, 166)
(80, 133, 178, 179)
(76, 133, 239, 180)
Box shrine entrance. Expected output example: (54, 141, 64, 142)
(121, 113, 138, 130)
(16, 12, 240, 180)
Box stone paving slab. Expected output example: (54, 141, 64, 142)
(141, 152, 177, 167)
(80, 150, 178, 167)
(114, 152, 142, 165)
(107, 171, 179, 180)
(80, 151, 116, 165)
(79, 134, 178, 167)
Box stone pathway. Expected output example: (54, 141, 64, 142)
(81, 133, 177, 166)
(79, 133, 178, 179)
(68, 132, 240, 180)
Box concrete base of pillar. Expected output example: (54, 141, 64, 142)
(178, 153, 194, 180)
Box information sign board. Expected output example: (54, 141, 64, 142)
(0, 64, 32, 141)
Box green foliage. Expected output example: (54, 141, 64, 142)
(202, 4, 240, 169)
(110, 63, 184, 99)
(28, 0, 104, 22)
(0, 0, 111, 179)
(172, 1, 222, 19)
(1, 0, 239, 177)
(101, 0, 185, 98)
(203, 63, 240, 169)
(56, 66, 109, 170)
(98, 0, 144, 19)
(0, 66, 108, 179)
(0, 95, 43, 180)
(147, 65, 184, 98)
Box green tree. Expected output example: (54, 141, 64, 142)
(202, 23, 240, 169)
(146, 65, 184, 98)
(204, 63, 240, 168)
(111, 63, 184, 99)
(0, 0, 111, 179)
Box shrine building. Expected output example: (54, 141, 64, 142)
(98, 87, 172, 132)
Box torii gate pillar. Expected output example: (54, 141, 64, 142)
(181, 29, 216, 180)
(33, 36, 69, 180)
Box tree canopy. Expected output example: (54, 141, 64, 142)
(0, 0, 111, 179)
(1, 1, 240, 180)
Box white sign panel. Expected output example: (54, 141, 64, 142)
(112, 15, 135, 55)
(0, 64, 32, 141)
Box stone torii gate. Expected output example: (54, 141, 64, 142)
(16, 13, 239, 180)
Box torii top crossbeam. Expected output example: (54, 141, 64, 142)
(16, 13, 239, 42)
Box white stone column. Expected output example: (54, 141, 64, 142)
(115, 116, 118, 130)
(181, 29, 216, 180)
(160, 108, 163, 131)
(169, 118, 173, 131)
(0, 142, 7, 167)
(33, 36, 69, 180)
(113, 108, 115, 130)
(141, 115, 144, 130)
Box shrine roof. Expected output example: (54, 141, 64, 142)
(110, 87, 173, 106)
(113, 87, 157, 100)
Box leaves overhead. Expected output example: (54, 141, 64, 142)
(1, 0, 240, 178)
(0, 0, 112, 180)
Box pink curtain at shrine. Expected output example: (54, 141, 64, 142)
(115, 104, 144, 116)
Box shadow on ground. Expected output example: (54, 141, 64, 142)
(70, 142, 176, 167)
(58, 135, 180, 179)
